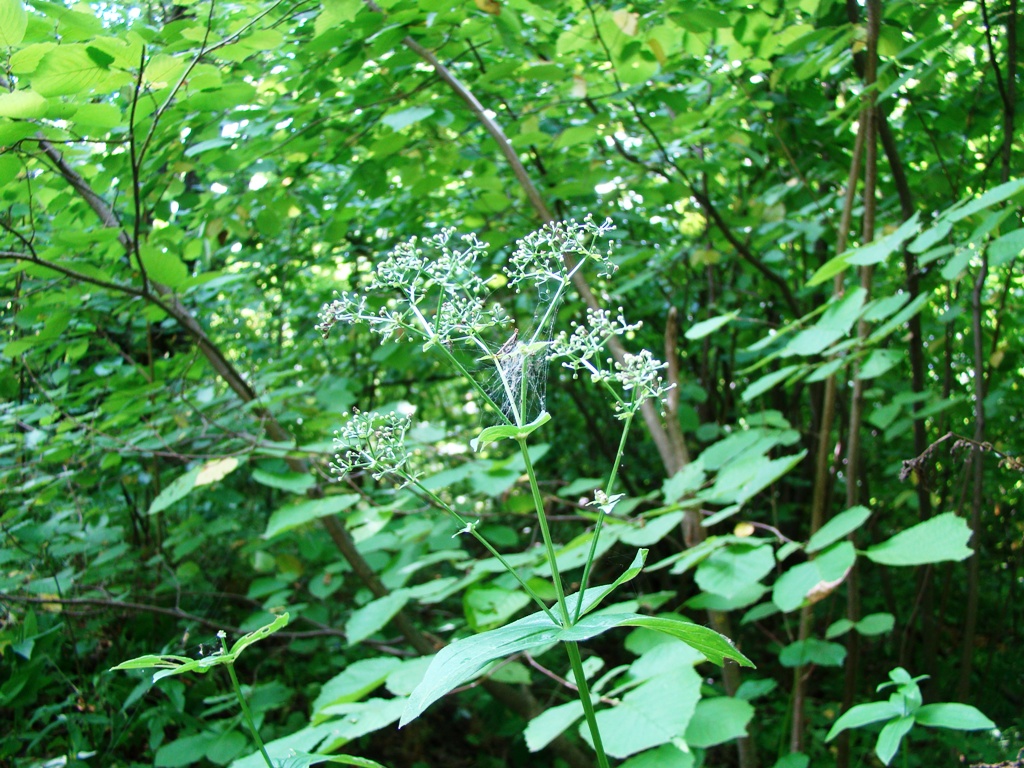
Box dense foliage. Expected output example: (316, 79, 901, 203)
(1, 0, 1022, 766)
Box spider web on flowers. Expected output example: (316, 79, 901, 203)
(480, 277, 562, 426)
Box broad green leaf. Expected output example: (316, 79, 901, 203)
(156, 732, 218, 767)
(908, 219, 952, 253)
(205, 730, 247, 765)
(525, 699, 585, 752)
(382, 106, 434, 131)
(139, 245, 189, 288)
(945, 177, 1024, 222)
(315, 0, 363, 37)
(684, 311, 738, 340)
(876, 715, 914, 765)
(770, 754, 810, 768)
(741, 364, 802, 402)
(858, 349, 903, 379)
(772, 541, 856, 612)
(586, 665, 701, 758)
(471, 411, 550, 450)
(618, 512, 685, 547)
(855, 612, 895, 636)
(31, 44, 126, 96)
(683, 696, 754, 747)
(989, 227, 1024, 266)
(609, 615, 755, 667)
(0, 89, 47, 118)
(345, 591, 411, 645)
(825, 700, 901, 740)
(147, 465, 203, 515)
(313, 657, 404, 716)
(864, 512, 973, 566)
(277, 753, 388, 768)
(914, 702, 995, 731)
(662, 463, 706, 503)
(401, 609, 561, 726)
(195, 457, 239, 486)
(146, 458, 240, 516)
(807, 505, 871, 553)
(251, 468, 315, 494)
(316, 697, 405, 743)
(847, 215, 922, 266)
(144, 54, 186, 88)
(263, 494, 360, 539)
(229, 724, 339, 768)
(807, 215, 920, 284)
(0, 0, 27, 47)
(778, 638, 846, 667)
(229, 612, 289, 656)
(620, 745, 694, 768)
(463, 585, 531, 632)
(783, 287, 866, 356)
(694, 542, 774, 599)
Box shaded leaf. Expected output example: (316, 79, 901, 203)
(864, 512, 973, 566)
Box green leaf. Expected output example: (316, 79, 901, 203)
(694, 542, 774, 599)
(825, 700, 901, 741)
(620, 745, 695, 768)
(741, 365, 802, 402)
(381, 106, 434, 131)
(277, 753, 388, 768)
(251, 468, 315, 494)
(945, 177, 1024, 222)
(864, 512, 973, 566)
(346, 591, 412, 645)
(31, 44, 124, 97)
(586, 668, 701, 758)
(684, 696, 754, 747)
(263, 494, 360, 539)
(228, 612, 289, 655)
(783, 287, 866, 356)
(463, 585, 531, 632)
(0, 89, 47, 118)
(155, 732, 218, 767)
(778, 638, 846, 667)
(471, 411, 550, 450)
(807, 505, 871, 553)
(85, 45, 115, 69)
(565, 548, 647, 618)
(914, 702, 995, 731)
(313, 657, 404, 717)
(147, 465, 203, 515)
(875, 715, 914, 765)
(401, 609, 562, 726)
(0, 0, 27, 47)
(770, 754, 810, 768)
(855, 612, 895, 636)
(772, 541, 856, 612)
(525, 699, 585, 753)
(989, 227, 1024, 267)
(685, 311, 738, 340)
(139, 245, 189, 288)
(610, 615, 755, 667)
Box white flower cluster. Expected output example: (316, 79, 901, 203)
(331, 411, 415, 483)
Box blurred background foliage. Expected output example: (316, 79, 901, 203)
(1, 0, 1022, 765)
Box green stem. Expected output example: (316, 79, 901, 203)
(517, 437, 571, 626)
(407, 476, 558, 624)
(565, 640, 611, 768)
(219, 638, 273, 768)
(405, 308, 513, 425)
(573, 412, 634, 622)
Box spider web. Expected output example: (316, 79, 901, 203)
(481, 277, 562, 425)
